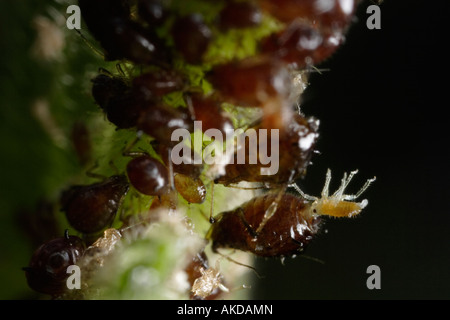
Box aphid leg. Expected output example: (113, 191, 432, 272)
(73, 28, 105, 59)
(333, 170, 358, 198)
(321, 168, 333, 198)
(225, 184, 268, 191)
(289, 183, 317, 201)
(255, 186, 286, 234)
(209, 182, 215, 223)
(166, 147, 175, 191)
(122, 135, 143, 157)
(342, 176, 377, 201)
(85, 160, 107, 180)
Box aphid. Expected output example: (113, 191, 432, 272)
(260, 21, 344, 69)
(137, 0, 169, 27)
(171, 13, 212, 64)
(132, 69, 184, 101)
(126, 154, 170, 196)
(81, 228, 122, 268)
(207, 56, 292, 108)
(185, 250, 225, 300)
(291, 169, 377, 218)
(78, 0, 170, 64)
(208, 170, 375, 258)
(60, 175, 129, 234)
(189, 254, 229, 300)
(217, 1, 262, 31)
(216, 113, 319, 187)
(91, 73, 142, 129)
(24, 231, 85, 295)
(174, 173, 207, 204)
(136, 102, 194, 146)
(92, 71, 192, 136)
(259, 0, 357, 29)
(186, 93, 234, 137)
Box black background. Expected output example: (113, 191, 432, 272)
(251, 1, 450, 299)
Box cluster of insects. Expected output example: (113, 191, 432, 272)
(24, 0, 375, 299)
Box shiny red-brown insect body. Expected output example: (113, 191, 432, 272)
(136, 102, 194, 146)
(78, 0, 170, 64)
(187, 93, 234, 136)
(207, 193, 321, 257)
(217, 1, 262, 31)
(171, 13, 212, 64)
(259, 0, 357, 28)
(91, 73, 143, 129)
(24, 233, 86, 295)
(216, 113, 319, 186)
(208, 56, 292, 107)
(61, 175, 129, 234)
(126, 155, 170, 196)
(260, 21, 344, 69)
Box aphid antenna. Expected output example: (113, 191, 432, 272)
(298, 254, 325, 265)
(216, 250, 263, 279)
(289, 183, 317, 202)
(73, 28, 105, 59)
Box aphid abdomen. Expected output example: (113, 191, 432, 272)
(61, 175, 129, 234)
(318, 199, 364, 218)
(209, 194, 321, 257)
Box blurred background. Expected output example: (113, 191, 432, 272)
(1, 0, 449, 299)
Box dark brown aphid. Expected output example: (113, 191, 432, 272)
(78, 0, 170, 64)
(209, 170, 376, 258)
(137, 0, 169, 27)
(132, 69, 184, 101)
(216, 113, 319, 186)
(61, 175, 129, 234)
(207, 193, 321, 257)
(259, 0, 357, 29)
(217, 1, 262, 31)
(24, 232, 85, 295)
(208, 56, 292, 107)
(126, 155, 170, 196)
(187, 93, 234, 136)
(136, 102, 194, 146)
(92, 71, 190, 135)
(91, 73, 143, 129)
(171, 13, 212, 64)
(174, 173, 206, 204)
(261, 21, 344, 69)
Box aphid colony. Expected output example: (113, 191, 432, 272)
(24, 0, 374, 299)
